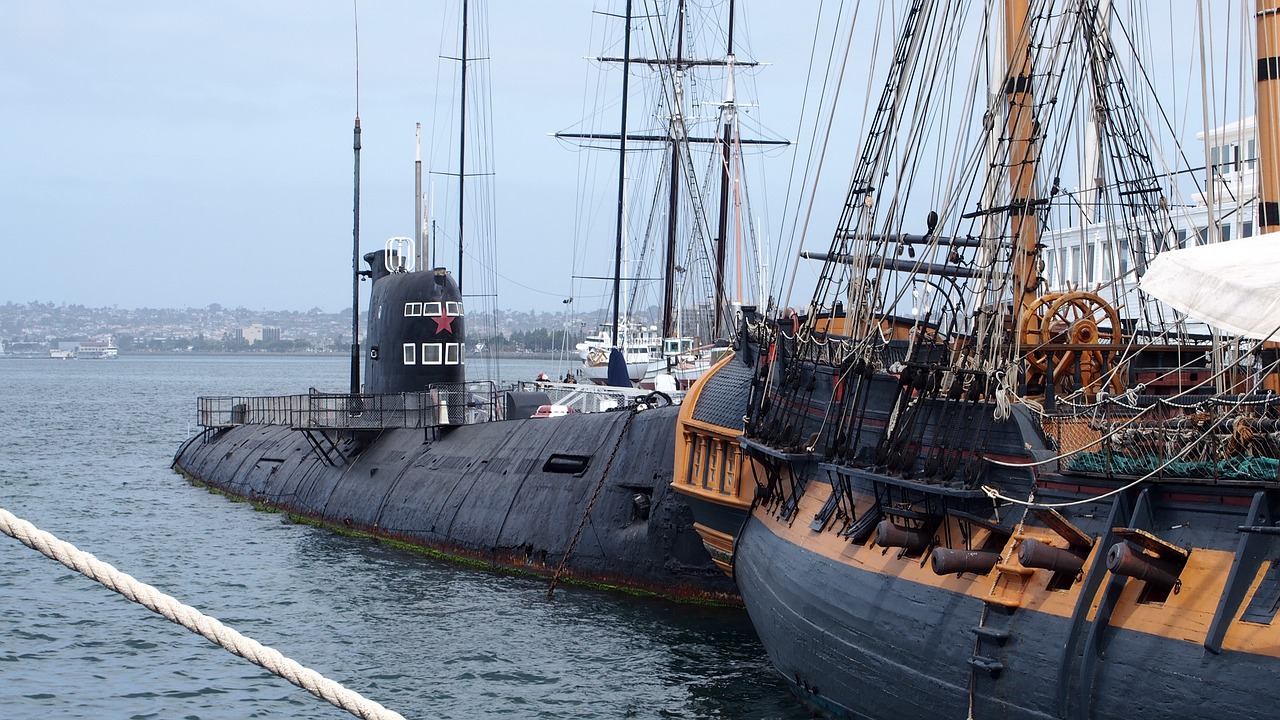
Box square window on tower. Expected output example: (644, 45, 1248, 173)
(422, 343, 442, 365)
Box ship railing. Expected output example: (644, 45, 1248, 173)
(196, 383, 499, 431)
(428, 381, 498, 425)
(197, 394, 310, 428)
(194, 379, 665, 430)
(291, 393, 417, 430)
(1043, 394, 1280, 484)
(293, 384, 495, 430)
(516, 381, 675, 414)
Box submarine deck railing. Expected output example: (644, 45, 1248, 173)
(194, 381, 670, 431)
(196, 383, 495, 431)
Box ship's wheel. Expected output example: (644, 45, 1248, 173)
(1019, 290, 1123, 398)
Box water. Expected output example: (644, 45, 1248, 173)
(0, 356, 808, 719)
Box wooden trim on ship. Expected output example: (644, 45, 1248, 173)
(673, 353, 757, 572)
(750, 481, 1280, 658)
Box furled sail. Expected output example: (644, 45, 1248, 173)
(1140, 232, 1280, 339)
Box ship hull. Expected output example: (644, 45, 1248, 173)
(173, 406, 739, 603)
(735, 487, 1280, 720)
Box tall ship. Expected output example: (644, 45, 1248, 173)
(675, 0, 1280, 717)
(556, 0, 787, 389)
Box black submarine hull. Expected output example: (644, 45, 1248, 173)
(172, 405, 739, 603)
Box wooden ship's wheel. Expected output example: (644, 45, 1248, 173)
(1019, 290, 1124, 398)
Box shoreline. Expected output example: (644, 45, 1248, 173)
(2, 350, 574, 360)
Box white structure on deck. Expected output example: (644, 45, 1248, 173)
(1040, 117, 1260, 329)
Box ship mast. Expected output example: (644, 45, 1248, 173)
(349, 6, 363, 397)
(713, 116, 731, 339)
(711, 1, 737, 339)
(415, 123, 424, 271)
(554, 2, 785, 346)
(609, 0, 635, 348)
(351, 117, 362, 396)
(661, 0, 686, 341)
(353, 117, 363, 394)
(1259, 0, 1280, 234)
(1005, 0, 1041, 326)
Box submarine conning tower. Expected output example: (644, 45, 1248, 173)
(362, 250, 466, 394)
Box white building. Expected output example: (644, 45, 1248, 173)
(1040, 117, 1258, 326)
(239, 324, 282, 345)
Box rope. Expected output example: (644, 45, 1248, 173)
(985, 349, 1275, 470)
(980, 397, 1231, 510)
(0, 507, 406, 720)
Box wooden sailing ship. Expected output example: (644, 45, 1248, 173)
(675, 0, 1280, 717)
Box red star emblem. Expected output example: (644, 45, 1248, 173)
(433, 309, 455, 334)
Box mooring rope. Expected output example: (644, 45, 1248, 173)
(0, 507, 406, 720)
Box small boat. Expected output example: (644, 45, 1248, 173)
(574, 320, 665, 386)
(676, 0, 1280, 716)
(77, 337, 119, 359)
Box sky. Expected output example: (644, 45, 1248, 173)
(1, 0, 822, 315)
(0, 1, 1235, 316)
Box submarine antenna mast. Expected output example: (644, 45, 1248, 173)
(457, 0, 468, 291)
(350, 0, 363, 397)
(415, 123, 424, 271)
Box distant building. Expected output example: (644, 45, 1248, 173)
(1038, 117, 1257, 328)
(240, 324, 282, 345)
(6, 341, 48, 358)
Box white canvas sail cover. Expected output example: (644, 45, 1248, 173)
(1139, 231, 1280, 339)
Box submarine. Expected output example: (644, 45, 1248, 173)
(172, 248, 738, 603)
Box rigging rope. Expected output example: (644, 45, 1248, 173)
(0, 507, 406, 720)
(983, 377, 1279, 509)
(984, 346, 1280, 471)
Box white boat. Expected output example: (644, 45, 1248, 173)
(77, 338, 119, 359)
(574, 321, 664, 384)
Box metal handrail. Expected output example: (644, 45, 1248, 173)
(195, 379, 678, 430)
(197, 383, 500, 430)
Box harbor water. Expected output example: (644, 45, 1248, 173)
(0, 355, 807, 719)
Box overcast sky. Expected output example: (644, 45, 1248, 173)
(1, 1, 1233, 315)
(1, 0, 824, 314)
